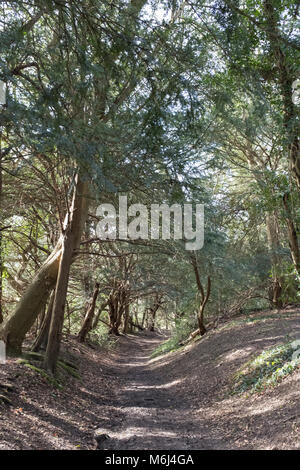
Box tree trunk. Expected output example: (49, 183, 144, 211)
(78, 282, 100, 343)
(141, 308, 147, 330)
(0, 130, 3, 325)
(123, 302, 130, 334)
(263, 0, 300, 187)
(43, 175, 89, 373)
(108, 287, 126, 336)
(114, 302, 124, 335)
(266, 213, 283, 307)
(129, 317, 144, 331)
(283, 193, 300, 275)
(92, 300, 109, 330)
(198, 305, 207, 336)
(0, 176, 90, 355)
(43, 228, 74, 373)
(0, 246, 61, 355)
(31, 290, 55, 352)
(197, 276, 211, 336)
(108, 294, 118, 335)
(191, 254, 211, 338)
(148, 294, 163, 332)
(110, 326, 120, 335)
(149, 309, 156, 332)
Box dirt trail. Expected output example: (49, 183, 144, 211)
(96, 333, 201, 450)
(97, 310, 300, 450)
(1, 309, 300, 450)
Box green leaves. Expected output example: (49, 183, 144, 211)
(232, 341, 300, 395)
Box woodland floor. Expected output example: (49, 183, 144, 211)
(0, 307, 300, 450)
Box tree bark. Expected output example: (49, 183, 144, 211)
(191, 254, 211, 337)
(108, 284, 127, 335)
(43, 174, 89, 373)
(197, 276, 211, 336)
(77, 282, 100, 343)
(43, 228, 74, 373)
(31, 290, 55, 352)
(129, 317, 144, 331)
(0, 129, 3, 324)
(123, 302, 130, 334)
(92, 300, 109, 330)
(263, 0, 300, 187)
(266, 213, 283, 307)
(0, 245, 61, 355)
(148, 293, 163, 332)
(141, 306, 147, 330)
(0, 175, 90, 355)
(283, 193, 300, 275)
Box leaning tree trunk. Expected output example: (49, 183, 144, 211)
(43, 228, 74, 373)
(77, 282, 100, 343)
(43, 174, 89, 373)
(92, 299, 109, 330)
(0, 245, 61, 355)
(283, 193, 300, 275)
(0, 176, 90, 355)
(0, 133, 3, 324)
(266, 213, 283, 308)
(31, 290, 55, 352)
(263, 0, 300, 188)
(122, 302, 130, 334)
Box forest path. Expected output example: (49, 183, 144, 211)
(95, 333, 202, 450)
(1, 309, 299, 449)
(94, 311, 300, 450)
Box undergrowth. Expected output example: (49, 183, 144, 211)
(88, 331, 118, 350)
(231, 340, 300, 395)
(16, 351, 81, 388)
(151, 336, 182, 358)
(151, 320, 195, 357)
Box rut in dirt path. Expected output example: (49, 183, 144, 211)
(95, 333, 202, 450)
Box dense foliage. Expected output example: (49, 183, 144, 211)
(0, 0, 299, 371)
